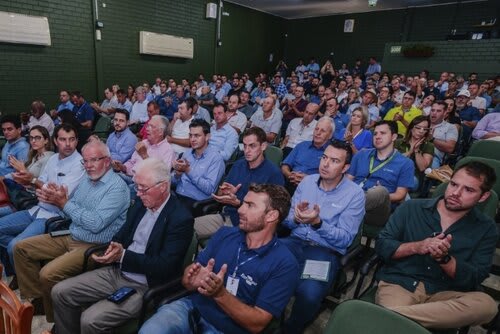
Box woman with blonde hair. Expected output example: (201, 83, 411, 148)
(340, 106, 372, 153)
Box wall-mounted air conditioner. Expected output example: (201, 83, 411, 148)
(0, 11, 51, 46)
(139, 31, 193, 59)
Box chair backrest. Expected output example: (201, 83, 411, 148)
(264, 145, 283, 168)
(468, 140, 500, 161)
(182, 234, 198, 269)
(455, 156, 500, 196)
(93, 115, 112, 139)
(323, 300, 431, 334)
(432, 182, 498, 219)
(0, 265, 33, 334)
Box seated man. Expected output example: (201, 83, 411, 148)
(129, 86, 149, 127)
(172, 119, 225, 209)
(106, 109, 137, 163)
(347, 120, 415, 228)
(0, 124, 84, 275)
(194, 127, 284, 240)
(429, 101, 458, 168)
(281, 103, 318, 158)
(281, 140, 365, 334)
(226, 94, 248, 134)
(114, 88, 132, 113)
(472, 111, 500, 140)
(138, 101, 161, 140)
(375, 161, 497, 329)
(455, 90, 481, 144)
(139, 184, 299, 334)
(384, 91, 422, 137)
(50, 158, 193, 334)
(208, 103, 239, 161)
(112, 115, 175, 179)
(0, 115, 29, 177)
(50, 90, 74, 117)
(250, 96, 283, 144)
(239, 90, 254, 119)
(70, 91, 94, 130)
(13, 140, 130, 322)
(90, 87, 119, 116)
(24, 100, 55, 136)
(167, 100, 194, 157)
(281, 117, 333, 193)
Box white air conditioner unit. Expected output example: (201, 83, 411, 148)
(0, 11, 51, 46)
(139, 31, 193, 59)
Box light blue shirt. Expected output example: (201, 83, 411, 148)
(66, 168, 130, 244)
(117, 99, 133, 113)
(194, 106, 211, 124)
(208, 123, 238, 161)
(107, 128, 138, 163)
(30, 150, 85, 219)
(0, 137, 29, 177)
(57, 101, 74, 112)
(172, 146, 225, 201)
(365, 63, 382, 76)
(282, 174, 365, 255)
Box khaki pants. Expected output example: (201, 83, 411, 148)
(376, 280, 497, 329)
(194, 214, 232, 240)
(13, 234, 98, 322)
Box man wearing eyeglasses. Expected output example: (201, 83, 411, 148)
(0, 123, 84, 280)
(49, 158, 193, 334)
(13, 140, 130, 324)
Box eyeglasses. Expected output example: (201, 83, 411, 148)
(80, 156, 108, 165)
(414, 126, 430, 131)
(134, 180, 166, 194)
(29, 135, 43, 142)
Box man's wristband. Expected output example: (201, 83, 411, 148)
(311, 219, 322, 230)
(435, 254, 451, 264)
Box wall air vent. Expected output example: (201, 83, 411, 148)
(139, 31, 193, 59)
(0, 11, 51, 46)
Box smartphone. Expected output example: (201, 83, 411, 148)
(49, 230, 71, 237)
(107, 287, 136, 304)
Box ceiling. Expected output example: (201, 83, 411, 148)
(225, 0, 483, 19)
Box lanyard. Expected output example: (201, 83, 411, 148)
(232, 241, 277, 278)
(365, 150, 397, 181)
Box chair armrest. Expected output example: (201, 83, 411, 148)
(44, 217, 72, 233)
(360, 253, 383, 276)
(340, 245, 365, 267)
(82, 244, 109, 272)
(192, 198, 223, 217)
(139, 277, 190, 327)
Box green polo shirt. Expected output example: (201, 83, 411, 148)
(375, 197, 497, 294)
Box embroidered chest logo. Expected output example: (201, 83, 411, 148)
(240, 273, 258, 287)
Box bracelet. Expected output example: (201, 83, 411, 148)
(435, 254, 451, 264)
(311, 219, 322, 230)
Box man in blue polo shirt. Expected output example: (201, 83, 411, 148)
(281, 117, 334, 194)
(347, 120, 414, 227)
(139, 184, 299, 334)
(281, 140, 365, 333)
(455, 89, 481, 145)
(70, 91, 94, 130)
(0, 115, 29, 177)
(194, 127, 284, 240)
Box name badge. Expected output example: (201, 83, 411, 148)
(226, 276, 239, 296)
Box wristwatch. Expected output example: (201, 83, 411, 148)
(311, 219, 323, 230)
(435, 254, 451, 264)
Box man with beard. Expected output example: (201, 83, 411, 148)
(106, 109, 137, 163)
(139, 184, 299, 334)
(455, 90, 481, 143)
(375, 161, 497, 330)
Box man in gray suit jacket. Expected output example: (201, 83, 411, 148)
(49, 158, 194, 334)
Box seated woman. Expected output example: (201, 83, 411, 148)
(395, 116, 434, 191)
(340, 106, 373, 154)
(338, 88, 359, 114)
(0, 125, 54, 217)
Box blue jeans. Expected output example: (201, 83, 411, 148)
(139, 297, 223, 334)
(0, 210, 47, 274)
(280, 237, 340, 334)
(0, 206, 14, 218)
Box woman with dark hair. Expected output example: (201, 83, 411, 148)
(340, 106, 373, 154)
(127, 84, 136, 103)
(0, 126, 55, 217)
(395, 115, 434, 190)
(444, 97, 461, 128)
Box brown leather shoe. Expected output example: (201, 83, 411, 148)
(31, 298, 45, 316)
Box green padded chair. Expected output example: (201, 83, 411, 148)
(324, 300, 431, 334)
(92, 114, 112, 140)
(467, 140, 500, 161)
(264, 145, 283, 168)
